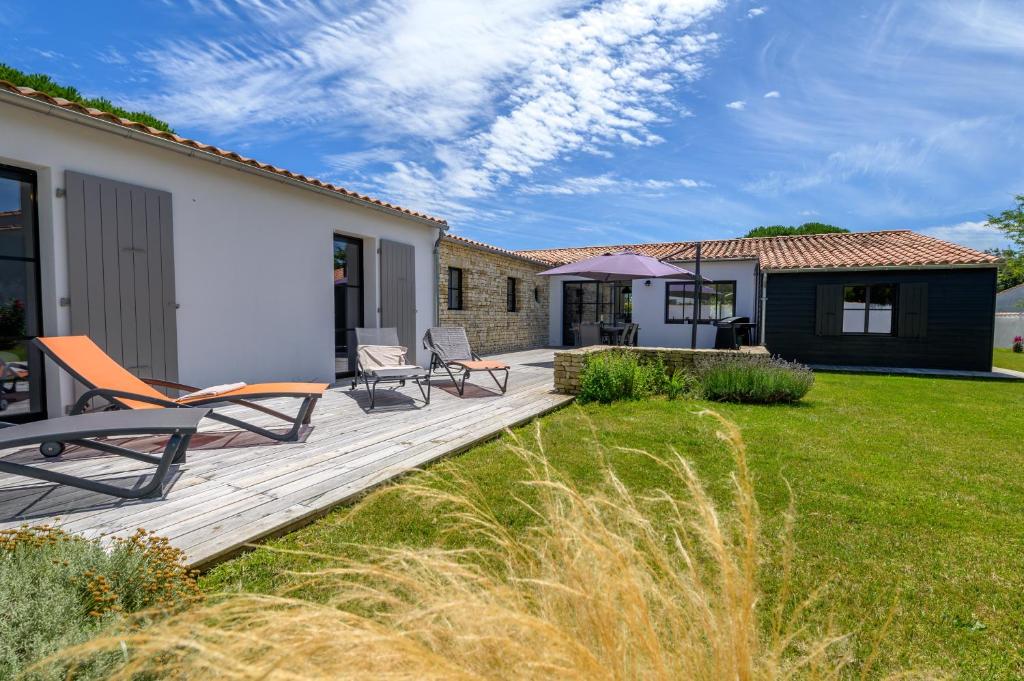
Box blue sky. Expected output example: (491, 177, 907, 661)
(2, 0, 1022, 251)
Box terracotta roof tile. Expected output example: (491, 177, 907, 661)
(516, 230, 999, 270)
(443, 233, 549, 265)
(0, 80, 447, 227)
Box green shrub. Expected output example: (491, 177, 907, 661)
(664, 369, 698, 400)
(693, 354, 814, 404)
(578, 351, 666, 403)
(0, 63, 175, 133)
(0, 525, 200, 680)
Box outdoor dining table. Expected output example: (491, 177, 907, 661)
(600, 324, 627, 345)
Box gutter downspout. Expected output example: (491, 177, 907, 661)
(433, 225, 450, 326)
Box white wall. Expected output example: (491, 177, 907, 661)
(547, 259, 760, 348)
(0, 101, 440, 415)
(994, 313, 1024, 348)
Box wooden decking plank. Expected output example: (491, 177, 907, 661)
(0, 349, 572, 566)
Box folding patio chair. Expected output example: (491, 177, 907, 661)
(0, 408, 208, 498)
(34, 336, 328, 445)
(422, 327, 509, 397)
(351, 327, 430, 410)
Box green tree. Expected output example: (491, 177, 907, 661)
(743, 222, 849, 238)
(987, 195, 1024, 291)
(0, 63, 175, 133)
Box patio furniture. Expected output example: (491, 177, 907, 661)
(34, 336, 328, 443)
(622, 323, 639, 347)
(352, 327, 430, 410)
(422, 327, 509, 396)
(579, 322, 602, 347)
(0, 408, 208, 498)
(600, 323, 627, 345)
(0, 357, 30, 411)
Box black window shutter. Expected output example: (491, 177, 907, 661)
(898, 282, 928, 338)
(815, 284, 843, 336)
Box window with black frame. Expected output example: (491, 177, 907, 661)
(665, 281, 736, 323)
(0, 165, 45, 420)
(333, 235, 364, 377)
(842, 284, 894, 334)
(506, 277, 518, 312)
(561, 281, 632, 345)
(448, 267, 464, 310)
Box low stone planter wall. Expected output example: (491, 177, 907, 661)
(553, 345, 770, 395)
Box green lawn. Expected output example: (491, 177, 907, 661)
(994, 348, 1024, 372)
(204, 373, 1024, 678)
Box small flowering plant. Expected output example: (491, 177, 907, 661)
(1013, 336, 1023, 353)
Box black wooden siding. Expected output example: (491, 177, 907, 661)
(764, 268, 997, 371)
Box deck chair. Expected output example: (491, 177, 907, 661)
(422, 327, 509, 396)
(0, 408, 208, 498)
(351, 328, 430, 410)
(34, 336, 328, 443)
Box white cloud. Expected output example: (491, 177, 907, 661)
(763, 90, 780, 98)
(132, 0, 725, 218)
(323, 148, 406, 172)
(725, 100, 746, 110)
(521, 173, 707, 195)
(747, 6, 767, 18)
(920, 220, 1008, 251)
(96, 47, 128, 65)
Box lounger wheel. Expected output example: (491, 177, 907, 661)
(40, 441, 66, 458)
(0, 399, 7, 412)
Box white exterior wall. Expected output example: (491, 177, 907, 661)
(548, 259, 760, 348)
(0, 101, 440, 416)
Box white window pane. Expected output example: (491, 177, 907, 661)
(867, 309, 892, 333)
(843, 303, 865, 333)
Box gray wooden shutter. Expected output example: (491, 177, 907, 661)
(815, 284, 843, 336)
(65, 171, 178, 384)
(379, 239, 416, 352)
(898, 282, 928, 338)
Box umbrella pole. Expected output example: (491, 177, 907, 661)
(691, 242, 702, 350)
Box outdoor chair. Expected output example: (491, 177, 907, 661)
(422, 327, 509, 396)
(351, 327, 430, 410)
(0, 357, 30, 411)
(34, 336, 328, 444)
(0, 408, 208, 498)
(578, 322, 602, 347)
(622, 323, 640, 347)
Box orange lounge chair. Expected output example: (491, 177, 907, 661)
(34, 336, 327, 443)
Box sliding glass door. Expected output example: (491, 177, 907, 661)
(334, 235, 364, 377)
(0, 165, 45, 420)
(561, 281, 632, 346)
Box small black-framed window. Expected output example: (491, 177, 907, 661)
(448, 267, 463, 310)
(842, 283, 894, 334)
(664, 281, 736, 323)
(507, 277, 518, 312)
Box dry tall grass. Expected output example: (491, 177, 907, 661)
(48, 409, 896, 680)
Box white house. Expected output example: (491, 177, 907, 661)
(522, 231, 1000, 371)
(0, 81, 446, 422)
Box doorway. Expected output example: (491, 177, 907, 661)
(334, 234, 364, 377)
(0, 164, 45, 420)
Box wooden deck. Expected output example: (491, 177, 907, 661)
(0, 348, 572, 567)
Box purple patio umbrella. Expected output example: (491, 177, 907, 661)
(537, 251, 710, 282)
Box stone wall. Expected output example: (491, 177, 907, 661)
(553, 345, 770, 394)
(438, 236, 550, 355)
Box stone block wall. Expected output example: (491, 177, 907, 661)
(553, 345, 770, 394)
(439, 236, 550, 355)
